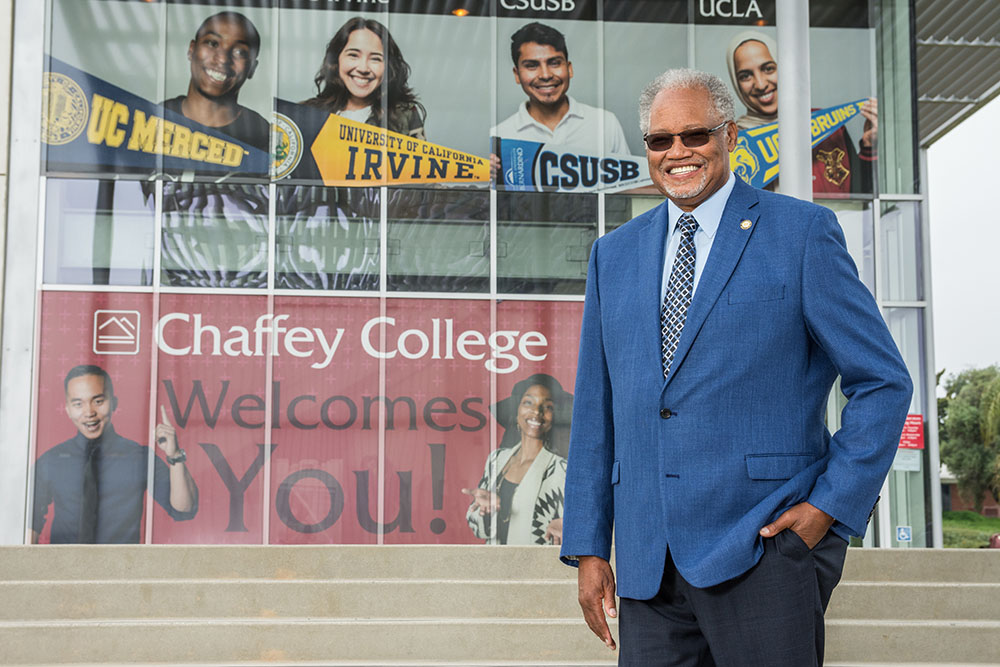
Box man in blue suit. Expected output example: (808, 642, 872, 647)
(560, 68, 912, 665)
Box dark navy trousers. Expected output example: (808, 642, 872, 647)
(619, 530, 849, 666)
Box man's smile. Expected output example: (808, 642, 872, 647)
(205, 68, 230, 84)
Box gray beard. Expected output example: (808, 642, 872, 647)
(662, 172, 709, 203)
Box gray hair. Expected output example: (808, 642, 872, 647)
(638, 68, 735, 135)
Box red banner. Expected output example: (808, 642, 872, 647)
(33, 291, 582, 544)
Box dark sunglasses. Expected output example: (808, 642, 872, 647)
(643, 121, 729, 151)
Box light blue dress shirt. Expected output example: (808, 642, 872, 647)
(660, 171, 737, 302)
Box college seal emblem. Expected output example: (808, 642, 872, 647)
(41, 72, 88, 146)
(272, 112, 303, 180)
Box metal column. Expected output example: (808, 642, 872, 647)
(775, 0, 812, 202)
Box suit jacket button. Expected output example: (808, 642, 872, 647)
(660, 408, 672, 419)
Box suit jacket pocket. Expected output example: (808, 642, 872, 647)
(745, 454, 815, 480)
(727, 284, 786, 305)
(611, 460, 620, 485)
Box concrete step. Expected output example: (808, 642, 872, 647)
(4, 545, 999, 583)
(0, 545, 574, 582)
(0, 618, 619, 665)
(826, 619, 1000, 664)
(3, 618, 1000, 665)
(0, 579, 582, 621)
(6, 579, 999, 623)
(2, 546, 998, 665)
(840, 548, 1000, 583)
(827, 581, 1000, 621)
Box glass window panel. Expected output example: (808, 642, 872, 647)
(275, 4, 389, 110)
(274, 5, 389, 186)
(605, 193, 663, 234)
(386, 8, 490, 162)
(883, 306, 927, 548)
(495, 9, 618, 194)
(152, 293, 269, 544)
(31, 292, 154, 544)
(875, 0, 917, 194)
(496, 299, 584, 458)
(603, 1, 687, 161)
(442, 299, 584, 546)
(269, 295, 380, 544)
(884, 307, 924, 418)
(164, 1, 274, 180)
(495, 14, 601, 153)
(695, 23, 780, 194)
(497, 191, 597, 295)
(383, 299, 492, 544)
(809, 5, 877, 197)
(43, 178, 155, 286)
(695, 3, 878, 197)
(826, 199, 875, 294)
(275, 185, 379, 291)
(386, 188, 489, 293)
(879, 200, 923, 301)
(160, 181, 269, 288)
(882, 287, 928, 555)
(44, 0, 164, 176)
(274, 5, 491, 189)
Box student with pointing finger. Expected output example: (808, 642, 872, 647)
(31, 365, 198, 544)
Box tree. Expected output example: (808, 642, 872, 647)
(939, 365, 1000, 513)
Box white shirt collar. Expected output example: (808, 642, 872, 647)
(514, 95, 582, 131)
(666, 171, 737, 239)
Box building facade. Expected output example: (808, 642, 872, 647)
(0, 0, 937, 549)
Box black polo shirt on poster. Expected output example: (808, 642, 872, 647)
(31, 425, 198, 543)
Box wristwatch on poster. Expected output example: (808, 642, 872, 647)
(167, 449, 187, 466)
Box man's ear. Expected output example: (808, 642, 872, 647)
(188, 40, 195, 61)
(567, 61, 574, 81)
(247, 57, 259, 80)
(725, 121, 738, 151)
(110, 395, 119, 414)
(513, 66, 521, 86)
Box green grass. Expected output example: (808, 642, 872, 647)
(942, 510, 1000, 548)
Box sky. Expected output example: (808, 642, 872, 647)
(926, 95, 1000, 380)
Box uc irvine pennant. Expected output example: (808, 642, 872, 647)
(273, 99, 489, 186)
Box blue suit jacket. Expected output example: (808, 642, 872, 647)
(560, 177, 912, 595)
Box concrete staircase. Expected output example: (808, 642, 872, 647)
(0, 546, 997, 666)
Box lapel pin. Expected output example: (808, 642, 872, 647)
(740, 219, 752, 230)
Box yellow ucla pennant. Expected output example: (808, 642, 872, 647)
(731, 99, 867, 189)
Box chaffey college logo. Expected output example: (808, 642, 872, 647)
(93, 310, 141, 355)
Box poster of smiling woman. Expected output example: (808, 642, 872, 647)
(693, 0, 877, 195)
(271, 1, 490, 186)
(42, 0, 274, 180)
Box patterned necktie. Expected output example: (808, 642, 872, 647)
(661, 214, 699, 379)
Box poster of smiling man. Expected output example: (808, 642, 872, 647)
(492, 5, 636, 192)
(42, 0, 273, 180)
(492, 1, 687, 193)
